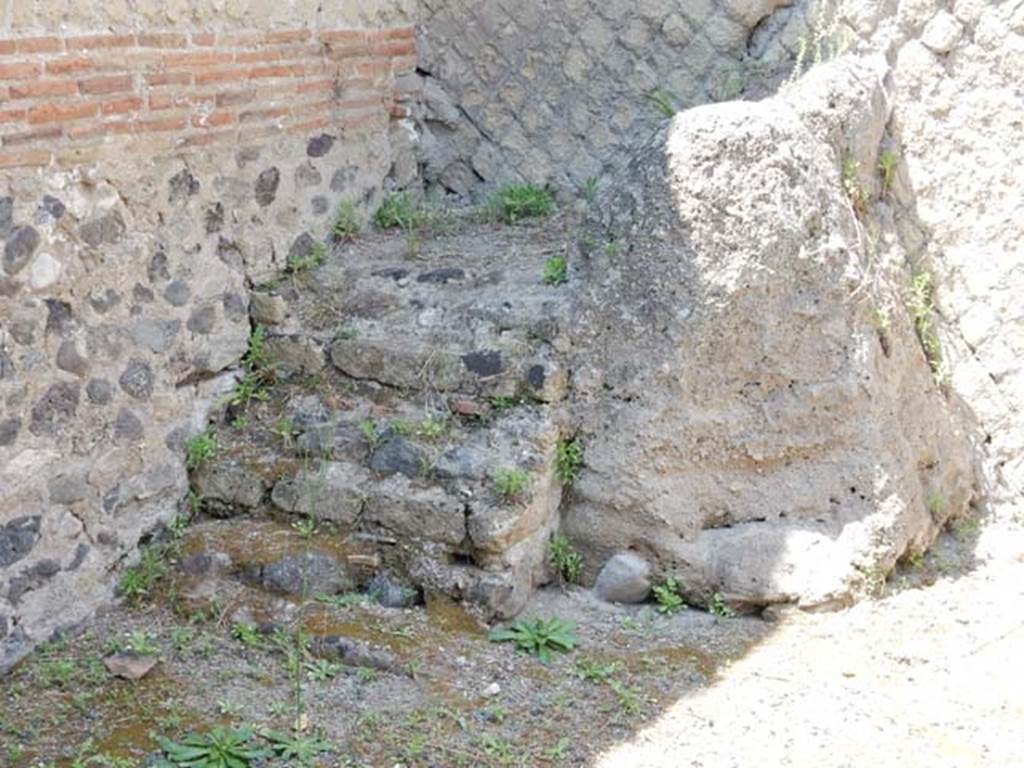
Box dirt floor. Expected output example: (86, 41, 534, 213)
(2, 507, 1020, 768)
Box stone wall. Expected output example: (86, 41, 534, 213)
(0, 0, 416, 671)
(887, 0, 1024, 518)
(411, 0, 809, 195)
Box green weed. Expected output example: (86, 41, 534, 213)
(360, 419, 382, 450)
(231, 622, 266, 649)
(555, 437, 583, 484)
(645, 88, 676, 118)
(489, 617, 577, 662)
(375, 192, 421, 231)
(842, 156, 867, 215)
(118, 546, 168, 606)
(878, 149, 899, 192)
(548, 534, 583, 585)
(489, 184, 554, 224)
(333, 200, 362, 240)
(158, 726, 271, 768)
(305, 659, 343, 682)
(709, 593, 735, 618)
(653, 577, 686, 615)
(575, 658, 622, 683)
(580, 177, 599, 204)
(261, 728, 333, 765)
(543, 254, 568, 286)
(909, 269, 945, 378)
(493, 467, 530, 499)
(287, 240, 327, 274)
(185, 430, 220, 471)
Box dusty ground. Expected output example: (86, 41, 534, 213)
(596, 510, 1024, 768)
(0, 522, 767, 768)
(3, 506, 1020, 767)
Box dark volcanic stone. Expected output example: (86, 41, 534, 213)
(30, 382, 80, 435)
(372, 267, 410, 281)
(44, 299, 73, 336)
(89, 288, 122, 314)
(0, 516, 39, 568)
(222, 292, 246, 321)
(163, 279, 191, 307)
(132, 283, 154, 304)
(68, 543, 90, 570)
(288, 232, 316, 263)
(527, 364, 546, 390)
(114, 408, 144, 441)
(187, 305, 218, 335)
(0, 418, 20, 447)
(307, 134, 335, 157)
(205, 202, 224, 234)
(417, 267, 465, 284)
(119, 359, 154, 400)
(368, 572, 418, 608)
(255, 167, 280, 207)
(243, 552, 351, 596)
(38, 195, 66, 221)
(148, 249, 170, 283)
(8, 559, 60, 604)
(0, 196, 12, 237)
(368, 436, 425, 479)
(86, 378, 114, 405)
(462, 350, 503, 377)
(169, 169, 200, 203)
(3, 225, 40, 275)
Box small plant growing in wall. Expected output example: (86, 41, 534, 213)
(185, 430, 220, 470)
(709, 592, 736, 618)
(118, 546, 169, 606)
(543, 254, 568, 286)
(225, 325, 276, 409)
(332, 200, 362, 241)
(554, 437, 584, 484)
(908, 267, 946, 379)
(489, 184, 554, 224)
(547, 534, 583, 585)
(493, 467, 530, 499)
(359, 419, 382, 450)
(878, 149, 899, 193)
(841, 156, 867, 216)
(287, 241, 327, 274)
(645, 88, 677, 118)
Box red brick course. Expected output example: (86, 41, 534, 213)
(0, 25, 416, 166)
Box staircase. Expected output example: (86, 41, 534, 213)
(188, 216, 575, 619)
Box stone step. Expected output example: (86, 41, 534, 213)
(249, 220, 573, 400)
(190, 377, 568, 617)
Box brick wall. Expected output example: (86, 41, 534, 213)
(0, 26, 415, 169)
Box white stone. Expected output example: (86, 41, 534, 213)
(921, 10, 964, 53)
(28, 253, 62, 290)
